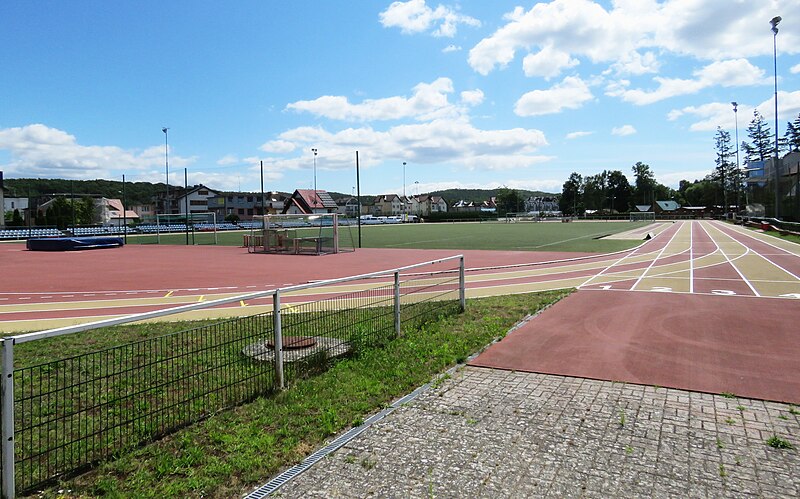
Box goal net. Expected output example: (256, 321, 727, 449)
(630, 211, 655, 222)
(247, 213, 355, 255)
(149, 212, 218, 244)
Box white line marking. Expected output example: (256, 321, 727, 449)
(710, 221, 800, 282)
(698, 222, 759, 297)
(630, 222, 686, 291)
(689, 220, 694, 293)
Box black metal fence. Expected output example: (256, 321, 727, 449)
(0, 256, 465, 497)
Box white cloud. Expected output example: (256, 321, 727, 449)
(442, 44, 461, 53)
(379, 0, 480, 38)
(260, 140, 297, 153)
(522, 45, 579, 79)
(514, 76, 594, 116)
(668, 91, 800, 132)
(260, 118, 549, 173)
(566, 131, 593, 139)
(606, 59, 768, 105)
(286, 77, 460, 122)
(216, 154, 239, 166)
(611, 125, 636, 136)
(792, 63, 800, 74)
(467, 0, 799, 76)
(460, 89, 484, 106)
(0, 124, 195, 180)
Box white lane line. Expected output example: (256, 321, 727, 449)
(710, 221, 800, 282)
(577, 224, 675, 288)
(630, 221, 687, 291)
(689, 220, 694, 294)
(698, 221, 759, 297)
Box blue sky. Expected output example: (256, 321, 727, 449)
(1, 0, 798, 196)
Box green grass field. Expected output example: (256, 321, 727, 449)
(130, 220, 651, 253)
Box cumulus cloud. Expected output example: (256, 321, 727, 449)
(792, 63, 800, 74)
(467, 0, 799, 76)
(606, 59, 768, 105)
(216, 155, 239, 166)
(0, 124, 195, 180)
(259, 118, 549, 173)
(460, 89, 484, 106)
(612, 125, 636, 136)
(522, 45, 580, 79)
(514, 76, 594, 116)
(566, 131, 593, 139)
(442, 44, 461, 53)
(668, 90, 800, 132)
(286, 78, 460, 122)
(379, 0, 480, 38)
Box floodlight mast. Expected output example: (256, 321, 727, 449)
(771, 16, 781, 218)
(162, 127, 170, 214)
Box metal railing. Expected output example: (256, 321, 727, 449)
(0, 255, 465, 497)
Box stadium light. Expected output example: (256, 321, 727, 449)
(403, 161, 407, 218)
(771, 16, 781, 218)
(162, 127, 170, 214)
(311, 148, 318, 207)
(732, 102, 742, 212)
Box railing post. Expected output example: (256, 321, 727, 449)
(2, 338, 16, 499)
(394, 271, 401, 337)
(459, 256, 466, 312)
(272, 290, 285, 390)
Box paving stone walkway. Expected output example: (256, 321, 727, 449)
(274, 367, 800, 498)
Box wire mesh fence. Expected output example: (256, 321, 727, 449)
(0, 255, 464, 497)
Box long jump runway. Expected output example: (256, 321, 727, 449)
(470, 220, 800, 404)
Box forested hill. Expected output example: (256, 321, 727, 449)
(3, 178, 166, 206)
(426, 188, 556, 203)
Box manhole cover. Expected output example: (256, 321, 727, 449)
(266, 336, 317, 350)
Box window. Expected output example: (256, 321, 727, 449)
(199, 190, 208, 195)
(238, 208, 245, 215)
(247, 196, 253, 202)
(190, 200, 206, 206)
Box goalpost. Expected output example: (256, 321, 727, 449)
(154, 212, 218, 244)
(630, 211, 656, 222)
(247, 213, 355, 255)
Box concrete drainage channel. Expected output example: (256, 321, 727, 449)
(243, 310, 548, 498)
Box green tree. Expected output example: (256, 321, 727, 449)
(495, 188, 524, 216)
(784, 113, 800, 152)
(714, 127, 737, 212)
(559, 172, 583, 216)
(607, 170, 632, 212)
(741, 110, 772, 162)
(631, 162, 657, 205)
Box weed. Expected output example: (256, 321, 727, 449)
(766, 436, 794, 449)
(720, 392, 737, 399)
(789, 406, 800, 416)
(344, 455, 356, 464)
(724, 417, 736, 425)
(778, 414, 788, 420)
(618, 409, 626, 427)
(716, 438, 724, 449)
(719, 464, 727, 478)
(736, 405, 746, 412)
(735, 456, 742, 466)
(624, 445, 633, 455)
(360, 457, 376, 470)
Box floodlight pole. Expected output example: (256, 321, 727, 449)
(163, 127, 170, 214)
(122, 174, 127, 243)
(311, 148, 318, 207)
(356, 150, 362, 248)
(732, 102, 741, 214)
(402, 161, 407, 219)
(771, 16, 781, 218)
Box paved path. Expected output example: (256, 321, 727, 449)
(273, 367, 800, 498)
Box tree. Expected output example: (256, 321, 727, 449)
(495, 188, 524, 216)
(714, 127, 737, 211)
(784, 113, 800, 152)
(631, 162, 657, 206)
(559, 172, 583, 216)
(741, 110, 772, 162)
(607, 170, 632, 212)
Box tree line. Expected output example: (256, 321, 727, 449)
(559, 110, 800, 215)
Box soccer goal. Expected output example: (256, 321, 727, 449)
(630, 211, 656, 222)
(150, 212, 218, 244)
(248, 213, 355, 255)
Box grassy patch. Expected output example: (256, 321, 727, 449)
(32, 290, 569, 498)
(766, 435, 794, 450)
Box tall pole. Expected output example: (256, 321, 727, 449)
(162, 127, 170, 214)
(356, 151, 362, 248)
(732, 102, 741, 215)
(771, 16, 781, 219)
(184, 168, 189, 245)
(260, 160, 265, 217)
(122, 174, 127, 243)
(402, 161, 406, 219)
(311, 148, 318, 208)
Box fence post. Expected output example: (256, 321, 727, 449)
(272, 290, 285, 390)
(2, 338, 16, 499)
(394, 271, 401, 337)
(459, 256, 466, 312)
